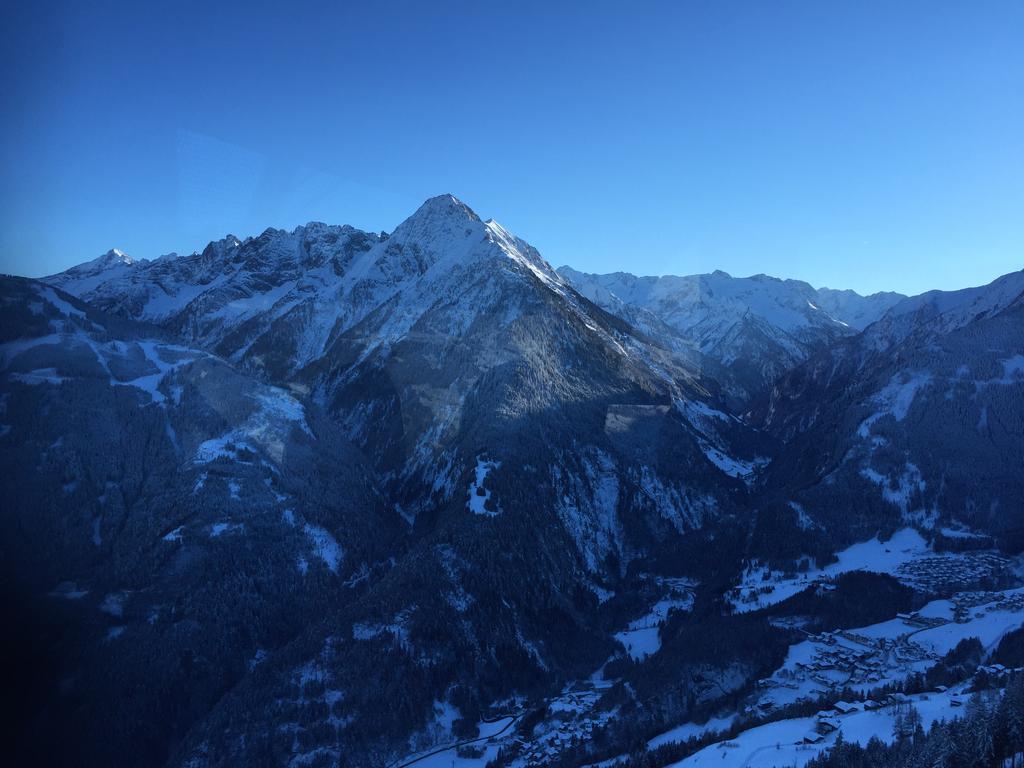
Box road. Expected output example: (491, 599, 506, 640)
(390, 714, 520, 768)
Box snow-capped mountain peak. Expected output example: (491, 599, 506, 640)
(558, 267, 904, 336)
(347, 194, 564, 292)
(44, 246, 142, 295)
(105, 247, 133, 264)
(557, 266, 907, 402)
(378, 194, 484, 254)
(409, 192, 482, 223)
(84, 247, 136, 270)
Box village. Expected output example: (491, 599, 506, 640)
(728, 530, 1016, 614)
(507, 679, 614, 766)
(398, 579, 1024, 767)
(755, 585, 1024, 715)
(949, 587, 1024, 621)
(754, 619, 945, 713)
(895, 551, 1013, 593)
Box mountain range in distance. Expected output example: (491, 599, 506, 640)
(2, 194, 1023, 768)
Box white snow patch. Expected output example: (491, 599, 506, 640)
(647, 714, 737, 752)
(552, 450, 623, 572)
(590, 584, 615, 603)
(699, 441, 769, 482)
(858, 371, 932, 437)
(432, 700, 461, 734)
(100, 593, 125, 618)
(675, 688, 976, 767)
(304, 523, 343, 572)
(467, 456, 501, 516)
(39, 286, 87, 319)
(49, 582, 88, 600)
(790, 501, 816, 530)
(10, 368, 67, 385)
(615, 586, 695, 660)
(193, 435, 259, 464)
(730, 528, 930, 613)
(616, 625, 662, 661)
(1000, 354, 1024, 381)
(252, 390, 312, 435)
(210, 522, 243, 537)
(352, 615, 411, 648)
(859, 462, 926, 516)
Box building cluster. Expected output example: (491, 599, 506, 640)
(759, 620, 948, 709)
(949, 588, 1024, 622)
(896, 552, 1012, 593)
(731, 548, 1013, 611)
(510, 683, 612, 767)
(513, 718, 598, 766)
(976, 663, 1024, 682)
(817, 627, 935, 678)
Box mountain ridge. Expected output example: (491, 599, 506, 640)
(556, 263, 907, 403)
(4, 194, 1023, 768)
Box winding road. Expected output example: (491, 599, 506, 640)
(390, 714, 521, 768)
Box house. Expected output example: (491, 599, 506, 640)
(816, 717, 841, 734)
(863, 699, 881, 710)
(833, 701, 860, 714)
(802, 731, 825, 744)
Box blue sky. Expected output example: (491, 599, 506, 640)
(1, 1, 1021, 296)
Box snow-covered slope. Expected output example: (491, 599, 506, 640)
(761, 267, 1024, 547)
(813, 286, 906, 331)
(46, 197, 626, 378)
(558, 269, 852, 336)
(45, 247, 143, 295)
(45, 222, 384, 363)
(862, 268, 1024, 350)
(557, 267, 904, 401)
(45, 197, 761, 502)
